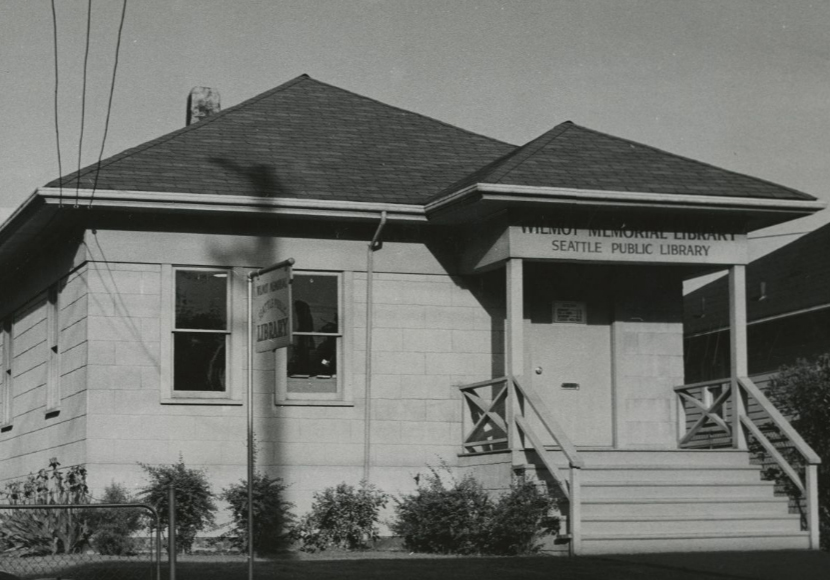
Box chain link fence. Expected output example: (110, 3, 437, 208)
(0, 503, 162, 580)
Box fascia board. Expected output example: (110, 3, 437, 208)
(35, 188, 427, 222)
(427, 183, 827, 214)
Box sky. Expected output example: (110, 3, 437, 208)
(1, 0, 829, 246)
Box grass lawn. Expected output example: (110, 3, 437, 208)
(5, 550, 830, 580)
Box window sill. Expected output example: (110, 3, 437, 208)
(161, 397, 243, 406)
(275, 400, 354, 407)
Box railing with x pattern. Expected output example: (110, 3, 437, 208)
(675, 374, 821, 548)
(457, 375, 583, 554)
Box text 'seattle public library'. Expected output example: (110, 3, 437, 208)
(0, 75, 825, 554)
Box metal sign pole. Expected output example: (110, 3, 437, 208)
(247, 257, 293, 580)
(247, 272, 255, 580)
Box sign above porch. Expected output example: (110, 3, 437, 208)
(463, 221, 747, 272)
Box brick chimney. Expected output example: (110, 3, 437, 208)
(186, 87, 221, 125)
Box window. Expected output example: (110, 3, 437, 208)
(1, 319, 12, 428)
(172, 269, 229, 393)
(278, 272, 346, 402)
(45, 284, 61, 414)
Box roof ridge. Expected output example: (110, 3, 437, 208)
(307, 77, 516, 149)
(486, 121, 574, 184)
(565, 122, 816, 201)
(52, 74, 312, 186)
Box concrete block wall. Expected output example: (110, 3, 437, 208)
(254, 271, 505, 516)
(75, 256, 504, 528)
(613, 269, 685, 448)
(615, 322, 684, 447)
(0, 266, 88, 485)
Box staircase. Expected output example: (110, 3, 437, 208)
(517, 449, 808, 554)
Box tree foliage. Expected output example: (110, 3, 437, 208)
(768, 354, 830, 550)
(221, 473, 295, 556)
(88, 482, 144, 555)
(138, 457, 217, 554)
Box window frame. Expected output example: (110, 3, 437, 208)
(275, 270, 351, 405)
(160, 265, 242, 405)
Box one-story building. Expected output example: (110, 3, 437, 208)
(0, 75, 824, 554)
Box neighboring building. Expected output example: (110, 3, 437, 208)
(684, 219, 830, 383)
(0, 75, 825, 554)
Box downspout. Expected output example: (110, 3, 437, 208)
(364, 211, 387, 482)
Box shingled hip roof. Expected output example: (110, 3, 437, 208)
(45, 74, 816, 208)
(46, 75, 515, 205)
(429, 121, 817, 205)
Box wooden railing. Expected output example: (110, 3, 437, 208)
(675, 374, 822, 548)
(458, 375, 583, 554)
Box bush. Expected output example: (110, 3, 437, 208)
(767, 354, 830, 550)
(138, 457, 217, 554)
(293, 481, 388, 552)
(0, 458, 92, 555)
(89, 483, 144, 555)
(221, 473, 295, 556)
(392, 466, 558, 555)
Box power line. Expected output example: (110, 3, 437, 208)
(75, 0, 92, 208)
(90, 0, 128, 207)
(50, 0, 63, 208)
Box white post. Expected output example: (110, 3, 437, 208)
(676, 393, 687, 445)
(806, 464, 820, 549)
(729, 265, 748, 450)
(569, 467, 582, 556)
(506, 259, 524, 457)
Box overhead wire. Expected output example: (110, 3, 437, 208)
(50, 0, 63, 208)
(74, 0, 92, 208)
(90, 0, 128, 207)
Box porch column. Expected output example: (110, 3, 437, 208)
(506, 259, 524, 455)
(729, 264, 748, 450)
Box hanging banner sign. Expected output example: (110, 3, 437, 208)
(252, 259, 294, 352)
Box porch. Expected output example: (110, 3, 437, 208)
(452, 259, 820, 555)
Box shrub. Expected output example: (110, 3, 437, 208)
(392, 466, 558, 555)
(485, 478, 560, 555)
(138, 457, 217, 554)
(221, 473, 295, 556)
(767, 354, 830, 550)
(392, 467, 491, 554)
(293, 481, 388, 552)
(0, 458, 92, 555)
(89, 482, 144, 555)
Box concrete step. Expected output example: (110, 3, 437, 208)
(545, 449, 753, 467)
(581, 496, 792, 517)
(579, 464, 764, 484)
(582, 480, 776, 499)
(582, 513, 803, 535)
(580, 530, 811, 555)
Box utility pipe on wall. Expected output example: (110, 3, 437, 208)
(363, 211, 387, 482)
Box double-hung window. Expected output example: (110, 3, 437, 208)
(172, 269, 229, 394)
(282, 272, 343, 400)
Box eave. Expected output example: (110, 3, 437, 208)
(426, 184, 826, 230)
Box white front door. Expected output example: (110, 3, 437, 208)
(525, 264, 614, 447)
